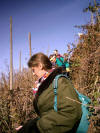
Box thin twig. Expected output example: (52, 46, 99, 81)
(65, 96, 99, 109)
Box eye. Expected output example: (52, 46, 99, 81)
(32, 68, 34, 72)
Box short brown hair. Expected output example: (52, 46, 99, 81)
(28, 52, 52, 70)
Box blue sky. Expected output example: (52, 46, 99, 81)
(0, 0, 93, 73)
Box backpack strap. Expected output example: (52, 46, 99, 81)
(53, 74, 68, 111)
(56, 57, 65, 67)
(58, 57, 64, 64)
(53, 74, 91, 133)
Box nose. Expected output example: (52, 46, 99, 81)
(32, 72, 35, 76)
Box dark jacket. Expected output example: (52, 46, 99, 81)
(17, 67, 82, 133)
(33, 67, 82, 133)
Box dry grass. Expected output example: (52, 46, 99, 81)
(0, 68, 37, 133)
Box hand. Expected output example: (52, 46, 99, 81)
(15, 125, 23, 131)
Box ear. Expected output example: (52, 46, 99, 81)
(38, 63, 43, 70)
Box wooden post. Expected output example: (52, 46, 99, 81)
(47, 44, 50, 56)
(19, 50, 21, 72)
(10, 16, 13, 90)
(91, 12, 94, 25)
(29, 32, 32, 57)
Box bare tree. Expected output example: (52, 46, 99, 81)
(83, 0, 100, 25)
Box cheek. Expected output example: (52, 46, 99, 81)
(35, 69, 40, 75)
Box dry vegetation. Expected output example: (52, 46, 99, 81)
(0, 68, 37, 133)
(70, 22, 100, 133)
(0, 4, 100, 133)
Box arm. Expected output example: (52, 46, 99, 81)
(37, 78, 82, 133)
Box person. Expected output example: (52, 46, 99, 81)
(17, 52, 82, 133)
(54, 50, 70, 74)
(49, 54, 56, 68)
(53, 49, 62, 58)
(53, 50, 70, 76)
(63, 53, 70, 77)
(53, 50, 65, 67)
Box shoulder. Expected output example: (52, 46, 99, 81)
(56, 76, 79, 100)
(57, 76, 72, 90)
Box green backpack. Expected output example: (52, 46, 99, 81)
(53, 74, 91, 133)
